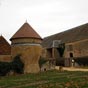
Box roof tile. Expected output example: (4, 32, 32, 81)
(0, 36, 11, 55)
(10, 22, 42, 40)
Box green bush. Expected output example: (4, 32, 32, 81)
(0, 62, 11, 76)
(0, 54, 24, 76)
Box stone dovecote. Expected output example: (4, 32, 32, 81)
(10, 22, 43, 73)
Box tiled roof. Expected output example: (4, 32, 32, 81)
(42, 23, 88, 48)
(0, 36, 11, 55)
(10, 22, 42, 40)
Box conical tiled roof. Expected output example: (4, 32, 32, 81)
(0, 36, 11, 55)
(10, 22, 42, 40)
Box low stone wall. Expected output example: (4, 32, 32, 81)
(41, 61, 55, 71)
(0, 55, 11, 62)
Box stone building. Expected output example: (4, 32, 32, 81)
(42, 23, 88, 66)
(10, 22, 42, 73)
(0, 22, 88, 70)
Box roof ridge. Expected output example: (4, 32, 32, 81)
(44, 23, 88, 39)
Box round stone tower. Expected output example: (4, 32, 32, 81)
(10, 22, 42, 73)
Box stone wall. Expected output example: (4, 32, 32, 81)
(64, 39, 88, 58)
(11, 38, 42, 44)
(43, 39, 88, 67)
(11, 44, 42, 73)
(0, 55, 11, 62)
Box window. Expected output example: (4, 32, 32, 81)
(52, 40, 61, 47)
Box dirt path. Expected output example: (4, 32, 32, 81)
(55, 66, 88, 71)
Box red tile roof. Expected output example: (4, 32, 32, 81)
(10, 22, 42, 40)
(0, 36, 11, 55)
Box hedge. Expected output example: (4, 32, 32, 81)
(0, 54, 24, 76)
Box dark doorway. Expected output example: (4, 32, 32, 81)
(70, 53, 73, 57)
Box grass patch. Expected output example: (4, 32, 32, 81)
(0, 70, 88, 88)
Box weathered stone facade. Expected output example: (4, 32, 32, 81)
(0, 55, 11, 62)
(11, 38, 42, 44)
(11, 42, 42, 73)
(42, 23, 88, 67)
(64, 39, 88, 58)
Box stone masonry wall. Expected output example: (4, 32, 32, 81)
(11, 45, 42, 73)
(64, 39, 88, 58)
(11, 38, 42, 44)
(0, 55, 11, 62)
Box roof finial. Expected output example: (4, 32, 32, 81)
(0, 33, 2, 36)
(25, 19, 27, 23)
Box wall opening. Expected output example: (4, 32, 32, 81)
(70, 52, 73, 57)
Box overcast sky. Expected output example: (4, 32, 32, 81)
(0, 0, 88, 42)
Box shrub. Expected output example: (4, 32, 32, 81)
(0, 54, 24, 76)
(11, 54, 24, 74)
(0, 62, 11, 76)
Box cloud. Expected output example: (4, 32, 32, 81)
(0, 0, 88, 40)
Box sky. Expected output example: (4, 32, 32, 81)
(0, 0, 88, 42)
